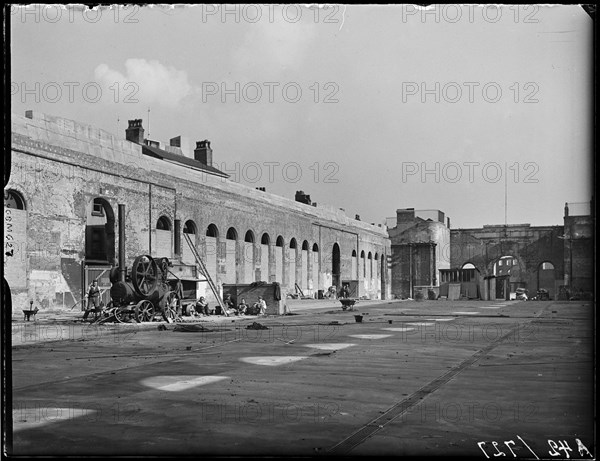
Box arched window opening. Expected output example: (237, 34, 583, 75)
(206, 224, 219, 238)
(157, 216, 171, 231)
(4, 190, 26, 210)
(226, 227, 238, 240)
(183, 220, 197, 234)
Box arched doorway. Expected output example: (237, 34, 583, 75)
(301, 240, 309, 293)
(85, 197, 116, 307)
(205, 224, 219, 287)
(492, 255, 523, 300)
(374, 253, 380, 298)
(225, 227, 238, 284)
(275, 236, 284, 283)
(537, 261, 556, 298)
(181, 220, 197, 264)
(244, 230, 255, 283)
(367, 252, 373, 293)
(312, 243, 319, 292)
(289, 238, 297, 291)
(86, 198, 115, 264)
(332, 243, 341, 289)
(381, 254, 387, 300)
(155, 216, 172, 258)
(260, 233, 270, 282)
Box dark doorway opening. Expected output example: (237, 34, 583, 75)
(85, 198, 115, 264)
(332, 243, 341, 289)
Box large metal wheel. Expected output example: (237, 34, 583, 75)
(135, 300, 155, 322)
(163, 291, 180, 322)
(114, 305, 136, 323)
(132, 255, 159, 297)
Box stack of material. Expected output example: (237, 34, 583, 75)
(448, 283, 462, 301)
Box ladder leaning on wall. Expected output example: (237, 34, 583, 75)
(183, 232, 228, 316)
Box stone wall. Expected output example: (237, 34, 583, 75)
(6, 112, 391, 312)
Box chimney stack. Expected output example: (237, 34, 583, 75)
(295, 191, 312, 205)
(126, 119, 145, 144)
(194, 140, 213, 166)
(396, 208, 415, 224)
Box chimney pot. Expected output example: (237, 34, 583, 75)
(126, 119, 145, 144)
(194, 139, 213, 166)
(295, 191, 311, 205)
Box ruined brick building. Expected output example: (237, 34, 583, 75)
(5, 111, 391, 311)
(388, 203, 594, 301)
(387, 208, 450, 299)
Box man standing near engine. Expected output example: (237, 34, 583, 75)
(83, 280, 101, 321)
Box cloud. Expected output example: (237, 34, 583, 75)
(95, 59, 193, 108)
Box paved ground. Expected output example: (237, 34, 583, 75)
(7, 299, 595, 457)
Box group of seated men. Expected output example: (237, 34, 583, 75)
(188, 295, 267, 317)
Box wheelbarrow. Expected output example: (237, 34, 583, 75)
(339, 298, 358, 311)
(23, 301, 39, 321)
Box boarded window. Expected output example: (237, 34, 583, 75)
(4, 190, 27, 288)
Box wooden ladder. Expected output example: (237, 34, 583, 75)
(183, 233, 228, 316)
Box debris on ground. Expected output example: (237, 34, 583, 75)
(275, 338, 295, 344)
(246, 322, 269, 330)
(173, 324, 213, 332)
(157, 324, 168, 331)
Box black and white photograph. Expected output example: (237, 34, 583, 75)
(3, 3, 595, 457)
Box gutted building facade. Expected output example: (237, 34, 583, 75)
(5, 111, 391, 312)
(388, 204, 593, 301)
(388, 208, 451, 299)
(448, 201, 594, 301)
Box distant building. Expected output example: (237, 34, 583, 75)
(448, 200, 594, 301)
(388, 208, 450, 299)
(388, 203, 593, 301)
(563, 201, 594, 297)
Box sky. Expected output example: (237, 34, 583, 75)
(10, 4, 593, 229)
